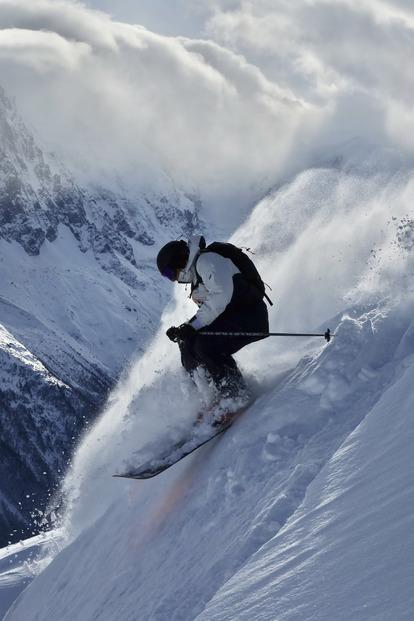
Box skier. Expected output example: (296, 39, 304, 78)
(157, 234, 269, 402)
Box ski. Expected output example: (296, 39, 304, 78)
(113, 402, 251, 480)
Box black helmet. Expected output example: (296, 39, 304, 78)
(157, 240, 189, 279)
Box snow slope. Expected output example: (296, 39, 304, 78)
(197, 308, 414, 621)
(0, 532, 59, 621)
(2, 144, 414, 620)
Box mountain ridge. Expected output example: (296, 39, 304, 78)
(0, 85, 200, 546)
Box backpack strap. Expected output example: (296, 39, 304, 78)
(192, 243, 273, 308)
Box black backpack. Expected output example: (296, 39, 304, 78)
(195, 241, 273, 307)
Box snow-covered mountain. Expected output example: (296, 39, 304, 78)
(0, 86, 201, 548)
(1, 131, 413, 619)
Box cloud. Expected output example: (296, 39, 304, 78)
(0, 0, 118, 49)
(202, 0, 414, 170)
(0, 28, 91, 71)
(205, 1, 414, 116)
(1, 0, 414, 224)
(0, 0, 314, 223)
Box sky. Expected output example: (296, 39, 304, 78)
(2, 0, 414, 222)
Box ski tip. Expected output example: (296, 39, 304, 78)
(113, 473, 136, 479)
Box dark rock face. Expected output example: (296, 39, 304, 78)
(0, 345, 95, 543)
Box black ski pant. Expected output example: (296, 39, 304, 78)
(179, 299, 269, 395)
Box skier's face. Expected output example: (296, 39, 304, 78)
(161, 267, 181, 282)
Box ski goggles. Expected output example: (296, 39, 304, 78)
(161, 267, 177, 281)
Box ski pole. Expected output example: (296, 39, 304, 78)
(200, 328, 333, 342)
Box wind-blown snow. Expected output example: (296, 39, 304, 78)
(2, 143, 414, 620)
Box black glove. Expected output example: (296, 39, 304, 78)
(166, 323, 196, 343)
(166, 326, 180, 342)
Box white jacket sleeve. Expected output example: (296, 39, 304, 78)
(189, 253, 240, 328)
